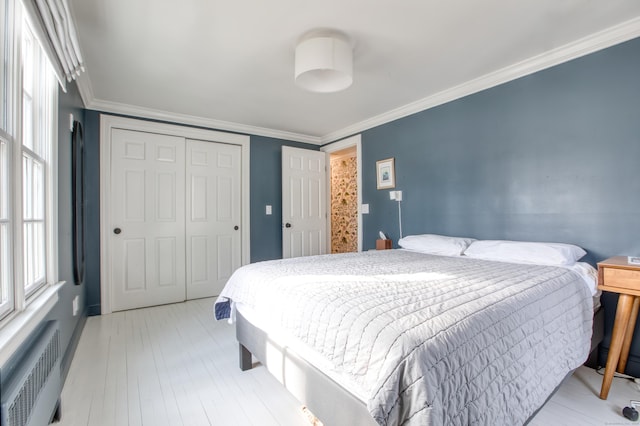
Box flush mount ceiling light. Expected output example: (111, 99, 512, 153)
(294, 29, 353, 93)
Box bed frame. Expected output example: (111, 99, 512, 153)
(236, 311, 378, 425)
(236, 307, 605, 425)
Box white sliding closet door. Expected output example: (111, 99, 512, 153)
(186, 140, 242, 299)
(110, 129, 186, 312)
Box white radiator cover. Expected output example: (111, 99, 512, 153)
(1, 321, 61, 426)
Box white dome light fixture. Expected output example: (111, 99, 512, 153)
(294, 29, 353, 93)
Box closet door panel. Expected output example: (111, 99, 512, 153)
(186, 140, 242, 299)
(110, 129, 186, 312)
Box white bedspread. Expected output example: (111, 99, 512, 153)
(214, 250, 593, 426)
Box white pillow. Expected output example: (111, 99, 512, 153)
(463, 240, 586, 266)
(398, 234, 476, 256)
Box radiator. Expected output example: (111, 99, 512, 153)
(1, 321, 61, 426)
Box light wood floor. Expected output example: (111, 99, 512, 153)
(59, 299, 640, 426)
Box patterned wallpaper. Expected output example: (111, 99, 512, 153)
(330, 154, 358, 253)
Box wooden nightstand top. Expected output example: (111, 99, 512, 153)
(598, 256, 640, 271)
(598, 256, 640, 295)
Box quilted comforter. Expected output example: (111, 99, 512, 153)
(214, 250, 593, 426)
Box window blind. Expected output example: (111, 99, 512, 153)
(23, 0, 84, 88)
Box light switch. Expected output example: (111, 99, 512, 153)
(361, 204, 369, 214)
(266, 205, 272, 215)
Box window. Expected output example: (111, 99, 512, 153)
(21, 21, 54, 297)
(0, 136, 11, 318)
(0, 0, 9, 130)
(0, 0, 58, 322)
(0, 0, 14, 319)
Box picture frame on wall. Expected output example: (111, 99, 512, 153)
(376, 157, 395, 189)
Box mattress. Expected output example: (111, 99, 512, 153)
(215, 250, 594, 425)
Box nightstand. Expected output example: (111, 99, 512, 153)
(376, 239, 392, 250)
(597, 256, 640, 399)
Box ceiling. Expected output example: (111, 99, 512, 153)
(69, 0, 640, 144)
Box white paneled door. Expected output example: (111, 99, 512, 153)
(110, 129, 186, 312)
(282, 146, 327, 258)
(109, 130, 242, 312)
(186, 140, 241, 299)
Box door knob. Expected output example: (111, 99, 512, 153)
(113, 228, 122, 235)
(234, 225, 239, 230)
(285, 223, 292, 228)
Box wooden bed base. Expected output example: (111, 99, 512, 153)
(236, 307, 605, 426)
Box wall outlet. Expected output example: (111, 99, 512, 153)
(389, 190, 403, 201)
(72, 295, 79, 316)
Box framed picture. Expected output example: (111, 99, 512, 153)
(376, 158, 395, 190)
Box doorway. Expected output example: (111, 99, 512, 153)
(321, 135, 362, 253)
(329, 147, 358, 253)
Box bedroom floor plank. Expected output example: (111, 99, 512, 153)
(58, 299, 640, 426)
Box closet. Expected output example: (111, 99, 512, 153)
(100, 116, 249, 313)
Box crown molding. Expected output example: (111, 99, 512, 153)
(75, 71, 94, 110)
(75, 17, 640, 146)
(321, 17, 640, 144)
(83, 97, 322, 145)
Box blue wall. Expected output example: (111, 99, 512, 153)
(250, 136, 320, 262)
(358, 37, 640, 372)
(53, 81, 88, 376)
(83, 111, 101, 316)
(81, 113, 318, 314)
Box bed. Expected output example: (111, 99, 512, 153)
(214, 247, 600, 425)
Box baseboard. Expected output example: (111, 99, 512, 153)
(598, 347, 640, 377)
(60, 307, 88, 381)
(87, 304, 101, 316)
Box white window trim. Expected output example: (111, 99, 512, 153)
(0, 134, 15, 319)
(46, 85, 59, 291)
(9, 1, 24, 314)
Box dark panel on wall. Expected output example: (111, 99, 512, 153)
(250, 136, 319, 262)
(361, 37, 640, 373)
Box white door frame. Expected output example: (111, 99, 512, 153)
(99, 114, 251, 314)
(321, 134, 362, 252)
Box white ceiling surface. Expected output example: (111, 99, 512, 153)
(69, 1, 640, 144)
